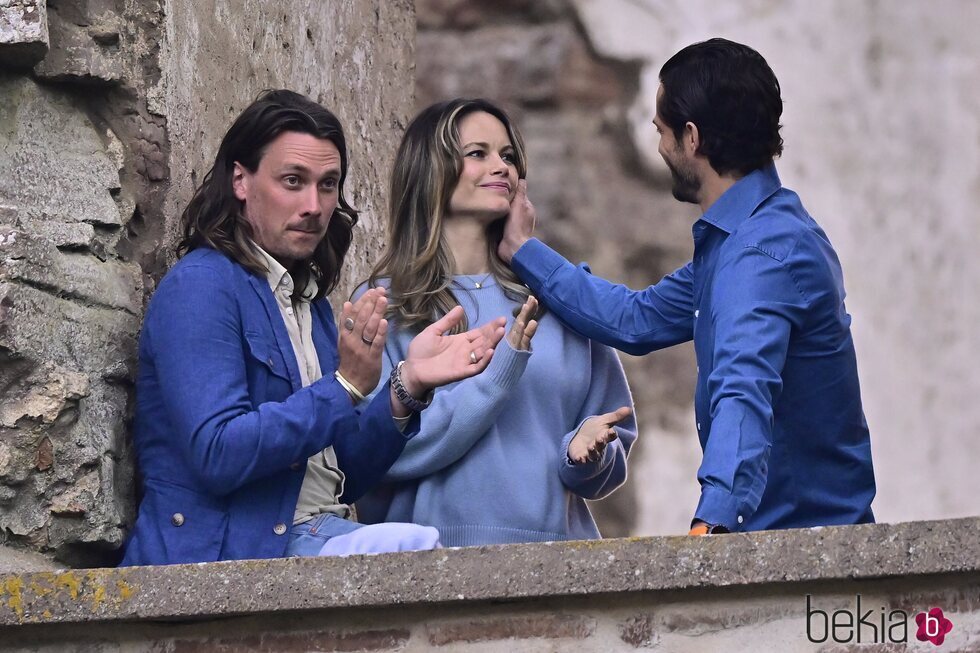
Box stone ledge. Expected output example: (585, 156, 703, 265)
(0, 0, 48, 69)
(0, 517, 975, 627)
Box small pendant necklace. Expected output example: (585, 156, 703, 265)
(472, 272, 493, 289)
(455, 272, 493, 289)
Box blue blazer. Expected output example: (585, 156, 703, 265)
(120, 248, 415, 565)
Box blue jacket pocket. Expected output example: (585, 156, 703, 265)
(243, 330, 294, 399)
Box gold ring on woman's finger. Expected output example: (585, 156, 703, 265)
(469, 351, 478, 364)
(361, 335, 374, 346)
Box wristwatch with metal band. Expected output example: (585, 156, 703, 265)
(390, 360, 433, 412)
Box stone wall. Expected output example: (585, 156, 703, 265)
(0, 0, 415, 567)
(417, 0, 980, 535)
(157, 0, 415, 294)
(0, 1, 47, 69)
(0, 0, 157, 564)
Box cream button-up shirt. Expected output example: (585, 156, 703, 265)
(252, 245, 350, 525)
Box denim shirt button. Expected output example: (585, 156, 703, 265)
(273, 523, 287, 536)
(170, 513, 185, 527)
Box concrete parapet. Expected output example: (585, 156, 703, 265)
(0, 518, 977, 650)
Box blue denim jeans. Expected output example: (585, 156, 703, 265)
(285, 514, 441, 557)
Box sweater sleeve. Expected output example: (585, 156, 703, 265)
(146, 263, 410, 498)
(556, 340, 638, 500)
(369, 334, 531, 481)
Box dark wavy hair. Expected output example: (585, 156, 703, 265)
(177, 89, 358, 299)
(659, 38, 784, 177)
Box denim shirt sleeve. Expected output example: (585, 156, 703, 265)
(511, 238, 695, 355)
(694, 245, 810, 529)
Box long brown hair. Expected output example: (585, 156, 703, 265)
(177, 89, 358, 299)
(369, 98, 531, 332)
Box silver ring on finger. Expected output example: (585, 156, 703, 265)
(469, 351, 478, 364)
(361, 335, 374, 346)
(344, 317, 355, 332)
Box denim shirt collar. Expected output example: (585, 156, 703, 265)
(698, 163, 782, 235)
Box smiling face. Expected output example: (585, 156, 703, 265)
(447, 111, 519, 222)
(232, 131, 342, 268)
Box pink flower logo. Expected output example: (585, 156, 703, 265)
(915, 607, 953, 646)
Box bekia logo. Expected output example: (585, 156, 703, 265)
(916, 607, 953, 646)
(806, 595, 954, 646)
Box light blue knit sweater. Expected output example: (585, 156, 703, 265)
(356, 275, 637, 546)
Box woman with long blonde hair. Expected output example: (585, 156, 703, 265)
(357, 98, 636, 545)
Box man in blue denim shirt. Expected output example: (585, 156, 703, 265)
(499, 39, 876, 534)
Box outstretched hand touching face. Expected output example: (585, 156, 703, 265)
(498, 179, 536, 264)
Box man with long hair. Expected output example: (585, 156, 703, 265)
(120, 90, 504, 565)
(499, 39, 876, 535)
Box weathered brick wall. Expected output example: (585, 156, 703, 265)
(0, 0, 415, 568)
